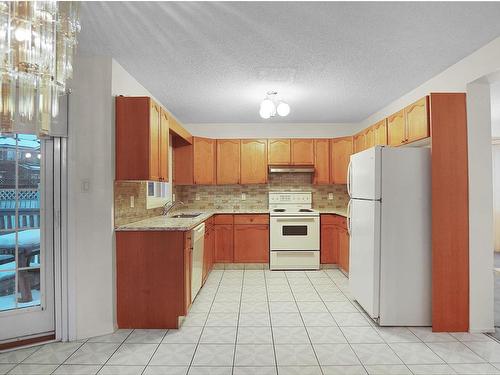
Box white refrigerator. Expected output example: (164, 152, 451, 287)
(348, 146, 431, 326)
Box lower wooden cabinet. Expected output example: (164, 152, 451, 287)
(184, 232, 192, 315)
(214, 224, 234, 263)
(203, 218, 215, 282)
(234, 224, 269, 263)
(320, 214, 350, 274)
(338, 228, 350, 273)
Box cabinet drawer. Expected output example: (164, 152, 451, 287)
(321, 214, 347, 228)
(214, 215, 234, 225)
(234, 214, 269, 225)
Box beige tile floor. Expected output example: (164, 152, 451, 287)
(1, 267, 500, 375)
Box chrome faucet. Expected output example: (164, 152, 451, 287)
(162, 200, 184, 216)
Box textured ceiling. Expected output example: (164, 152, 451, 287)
(79, 2, 500, 123)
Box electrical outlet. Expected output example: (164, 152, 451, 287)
(172, 193, 176, 202)
(195, 193, 201, 201)
(328, 193, 334, 200)
(81, 178, 90, 193)
(130, 196, 135, 208)
(241, 193, 246, 201)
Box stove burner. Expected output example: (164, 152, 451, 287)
(299, 209, 313, 212)
(273, 208, 286, 212)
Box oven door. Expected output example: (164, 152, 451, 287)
(270, 216, 320, 251)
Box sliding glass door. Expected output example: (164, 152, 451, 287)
(0, 134, 55, 342)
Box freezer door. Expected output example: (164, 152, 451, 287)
(348, 199, 381, 319)
(349, 146, 382, 200)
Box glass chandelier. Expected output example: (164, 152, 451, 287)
(0, 1, 80, 135)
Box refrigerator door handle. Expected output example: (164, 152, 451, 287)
(347, 160, 352, 198)
(347, 199, 352, 236)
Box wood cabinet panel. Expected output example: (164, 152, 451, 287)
(159, 109, 169, 181)
(149, 101, 161, 181)
(313, 139, 330, 184)
(234, 224, 269, 263)
(184, 232, 192, 315)
(321, 223, 339, 264)
(116, 230, 186, 328)
(387, 110, 406, 147)
(203, 224, 214, 283)
(214, 214, 234, 225)
(214, 224, 234, 263)
(353, 133, 365, 154)
(331, 137, 353, 184)
(233, 214, 269, 225)
(268, 139, 291, 165)
(291, 139, 314, 165)
(240, 139, 268, 184)
(405, 96, 430, 143)
(173, 143, 194, 185)
(217, 139, 240, 184)
(193, 137, 216, 185)
(373, 119, 387, 146)
(364, 127, 375, 149)
(338, 228, 349, 273)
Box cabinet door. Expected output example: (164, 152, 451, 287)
(159, 109, 169, 181)
(339, 228, 349, 273)
(268, 139, 291, 165)
(313, 139, 330, 184)
(193, 137, 216, 185)
(149, 100, 161, 181)
(405, 96, 429, 143)
(173, 143, 194, 185)
(373, 119, 387, 146)
(240, 139, 268, 184)
(234, 224, 269, 263)
(203, 229, 211, 282)
(353, 134, 363, 153)
(184, 234, 192, 314)
(387, 110, 405, 146)
(364, 128, 375, 149)
(214, 224, 234, 263)
(320, 223, 339, 264)
(291, 139, 314, 165)
(331, 137, 353, 184)
(217, 139, 240, 184)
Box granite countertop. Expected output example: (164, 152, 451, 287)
(115, 207, 347, 232)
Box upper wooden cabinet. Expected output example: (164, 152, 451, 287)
(364, 127, 375, 149)
(268, 139, 291, 165)
(373, 119, 387, 146)
(405, 96, 429, 143)
(217, 140, 240, 184)
(115, 96, 169, 182)
(291, 139, 314, 165)
(173, 137, 216, 185)
(387, 109, 406, 146)
(240, 139, 268, 184)
(331, 137, 353, 184)
(313, 139, 330, 185)
(353, 133, 365, 154)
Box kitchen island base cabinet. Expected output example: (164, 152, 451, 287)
(233, 224, 269, 263)
(116, 231, 189, 329)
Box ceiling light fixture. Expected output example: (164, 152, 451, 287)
(259, 91, 290, 119)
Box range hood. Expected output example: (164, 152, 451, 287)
(269, 165, 315, 173)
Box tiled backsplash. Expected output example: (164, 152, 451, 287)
(115, 174, 349, 226)
(175, 173, 349, 211)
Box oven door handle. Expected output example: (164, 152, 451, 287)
(274, 217, 317, 222)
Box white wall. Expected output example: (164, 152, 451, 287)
(184, 122, 363, 139)
(493, 144, 500, 252)
(68, 55, 114, 340)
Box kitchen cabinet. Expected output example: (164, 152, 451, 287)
(268, 139, 291, 165)
(291, 139, 314, 165)
(320, 216, 339, 264)
(373, 119, 387, 146)
(216, 139, 240, 184)
(214, 223, 234, 263)
(173, 137, 216, 185)
(313, 139, 330, 184)
(331, 137, 353, 184)
(193, 137, 216, 185)
(338, 228, 350, 273)
(203, 218, 215, 283)
(405, 96, 429, 143)
(115, 96, 168, 181)
(353, 133, 365, 154)
(234, 215, 269, 263)
(240, 139, 268, 184)
(116, 230, 188, 328)
(387, 110, 406, 147)
(364, 127, 375, 149)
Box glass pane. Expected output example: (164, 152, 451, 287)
(17, 268, 40, 308)
(0, 135, 17, 231)
(282, 225, 308, 236)
(0, 231, 16, 271)
(18, 229, 40, 268)
(0, 271, 16, 311)
(17, 134, 41, 189)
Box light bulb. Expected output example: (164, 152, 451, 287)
(14, 26, 29, 42)
(259, 98, 275, 119)
(25, 152, 32, 158)
(259, 106, 271, 119)
(277, 101, 290, 117)
(37, 154, 41, 159)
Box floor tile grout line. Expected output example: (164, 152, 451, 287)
(139, 329, 169, 375)
(47, 341, 87, 375)
(230, 268, 244, 375)
(284, 271, 324, 375)
(263, 268, 279, 375)
(92, 329, 134, 374)
(186, 268, 225, 374)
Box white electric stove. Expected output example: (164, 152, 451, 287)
(269, 192, 320, 270)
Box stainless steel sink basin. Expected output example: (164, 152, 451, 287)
(170, 213, 202, 219)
